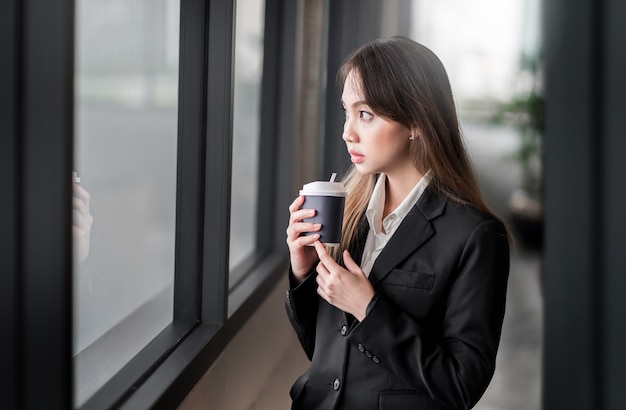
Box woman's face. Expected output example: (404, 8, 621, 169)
(341, 70, 414, 179)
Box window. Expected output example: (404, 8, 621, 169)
(230, 0, 266, 273)
(3, 0, 296, 407)
(72, 0, 180, 405)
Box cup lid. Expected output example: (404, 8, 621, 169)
(299, 181, 346, 197)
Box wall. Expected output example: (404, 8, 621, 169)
(542, 0, 626, 408)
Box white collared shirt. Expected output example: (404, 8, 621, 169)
(360, 172, 430, 277)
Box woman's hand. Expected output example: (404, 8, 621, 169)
(313, 241, 375, 321)
(286, 195, 322, 282)
(73, 183, 94, 263)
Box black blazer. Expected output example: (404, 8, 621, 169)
(285, 186, 510, 410)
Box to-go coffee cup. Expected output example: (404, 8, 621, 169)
(299, 178, 347, 246)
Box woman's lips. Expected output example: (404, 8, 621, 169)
(348, 149, 364, 164)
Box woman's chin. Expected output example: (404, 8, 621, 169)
(353, 163, 377, 175)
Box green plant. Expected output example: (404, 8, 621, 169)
(492, 52, 544, 198)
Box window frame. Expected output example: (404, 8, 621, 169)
(1, 0, 75, 408)
(1, 0, 297, 408)
(0, 0, 21, 406)
(81, 0, 294, 407)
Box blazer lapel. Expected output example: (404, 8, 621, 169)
(368, 186, 447, 288)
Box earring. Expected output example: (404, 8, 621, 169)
(409, 132, 416, 141)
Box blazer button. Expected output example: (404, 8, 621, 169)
(365, 351, 372, 358)
(357, 344, 365, 353)
(340, 325, 347, 336)
(372, 356, 380, 364)
(333, 378, 341, 391)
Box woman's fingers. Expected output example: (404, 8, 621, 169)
(287, 196, 324, 280)
(286, 196, 321, 246)
(315, 260, 329, 276)
(315, 262, 330, 292)
(287, 233, 320, 251)
(72, 185, 93, 230)
(313, 240, 336, 267)
(288, 195, 305, 213)
(73, 183, 90, 205)
(287, 213, 318, 233)
(289, 208, 315, 226)
(286, 220, 321, 243)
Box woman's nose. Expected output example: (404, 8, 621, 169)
(342, 120, 356, 142)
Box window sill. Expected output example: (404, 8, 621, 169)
(81, 252, 288, 409)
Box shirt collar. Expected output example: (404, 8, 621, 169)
(365, 171, 431, 235)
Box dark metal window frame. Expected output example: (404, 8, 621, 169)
(1, 0, 296, 408)
(1, 0, 75, 408)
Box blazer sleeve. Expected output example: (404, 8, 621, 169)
(346, 219, 510, 409)
(285, 266, 319, 360)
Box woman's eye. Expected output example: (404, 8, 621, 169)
(360, 110, 373, 120)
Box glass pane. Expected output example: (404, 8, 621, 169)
(72, 0, 180, 406)
(230, 0, 265, 270)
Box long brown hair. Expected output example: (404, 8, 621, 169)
(335, 36, 511, 260)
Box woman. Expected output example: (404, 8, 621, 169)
(285, 36, 510, 410)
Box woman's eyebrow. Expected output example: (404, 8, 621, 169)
(341, 99, 368, 108)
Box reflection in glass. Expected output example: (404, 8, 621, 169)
(72, 0, 179, 406)
(230, 0, 265, 270)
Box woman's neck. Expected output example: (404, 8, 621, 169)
(383, 169, 424, 218)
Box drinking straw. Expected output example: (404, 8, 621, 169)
(330, 172, 337, 182)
